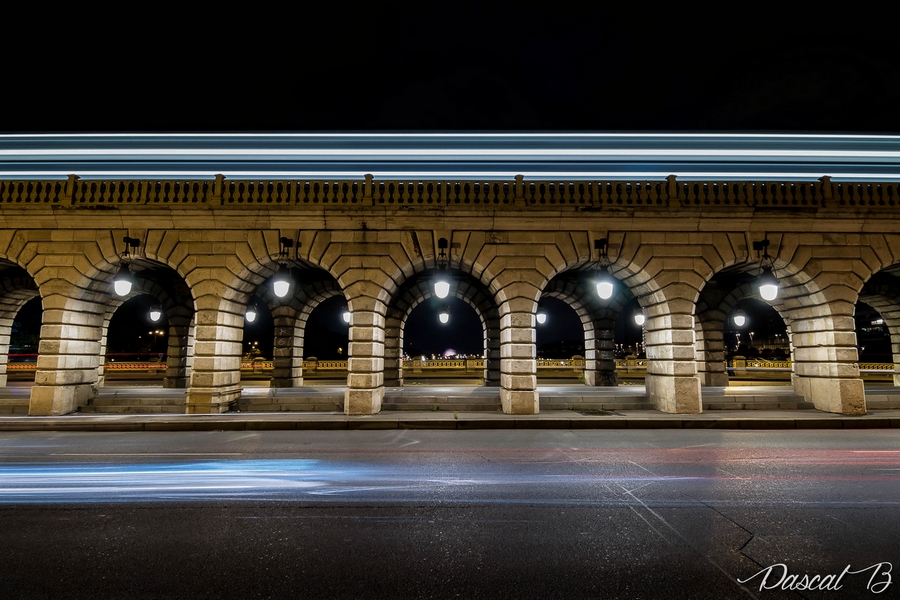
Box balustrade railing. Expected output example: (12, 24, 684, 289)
(2, 176, 899, 211)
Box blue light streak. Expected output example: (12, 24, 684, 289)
(1, 133, 899, 181)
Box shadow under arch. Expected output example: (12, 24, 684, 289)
(0, 264, 40, 388)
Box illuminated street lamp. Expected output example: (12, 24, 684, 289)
(438, 306, 450, 324)
(113, 264, 134, 296)
(758, 266, 779, 301)
(732, 310, 747, 328)
(594, 237, 614, 300)
(272, 236, 295, 298)
(536, 311, 547, 325)
(342, 310, 351, 324)
(272, 264, 292, 298)
(433, 237, 450, 299)
(112, 236, 141, 297)
(633, 310, 645, 326)
(245, 304, 258, 323)
(149, 305, 163, 322)
(753, 237, 779, 301)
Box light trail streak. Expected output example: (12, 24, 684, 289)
(2, 133, 900, 181)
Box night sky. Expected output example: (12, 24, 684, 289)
(3, 10, 898, 134)
(5, 8, 897, 358)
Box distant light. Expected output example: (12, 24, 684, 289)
(536, 312, 547, 325)
(246, 305, 257, 323)
(732, 310, 747, 328)
(439, 307, 450, 324)
(342, 311, 351, 324)
(149, 305, 163, 322)
(633, 313, 645, 326)
(113, 265, 134, 297)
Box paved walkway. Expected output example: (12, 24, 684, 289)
(0, 383, 898, 431)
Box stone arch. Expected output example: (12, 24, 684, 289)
(251, 277, 345, 387)
(384, 270, 500, 387)
(858, 271, 900, 386)
(695, 280, 793, 387)
(541, 275, 635, 386)
(100, 274, 195, 389)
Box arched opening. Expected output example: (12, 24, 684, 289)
(304, 296, 351, 360)
(402, 296, 483, 383)
(535, 296, 584, 383)
(237, 260, 346, 391)
(385, 267, 500, 389)
(241, 296, 274, 384)
(7, 296, 41, 386)
(105, 294, 170, 383)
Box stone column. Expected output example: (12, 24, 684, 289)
(484, 314, 501, 386)
(0, 312, 12, 388)
(695, 315, 728, 386)
(344, 295, 386, 414)
(271, 306, 303, 387)
(892, 330, 900, 387)
(584, 317, 617, 386)
(163, 305, 192, 388)
(644, 291, 702, 414)
(790, 309, 865, 414)
(383, 315, 403, 386)
(29, 292, 103, 415)
(185, 298, 243, 413)
(499, 298, 538, 414)
(0, 297, 27, 388)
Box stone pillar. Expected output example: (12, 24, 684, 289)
(271, 307, 303, 387)
(499, 300, 538, 414)
(583, 322, 597, 385)
(383, 315, 403, 386)
(344, 296, 385, 415)
(644, 295, 702, 414)
(0, 313, 11, 388)
(185, 299, 243, 413)
(891, 329, 900, 387)
(585, 318, 617, 386)
(695, 316, 728, 386)
(29, 293, 102, 415)
(484, 314, 501, 386)
(164, 305, 192, 388)
(791, 311, 865, 414)
(0, 300, 19, 388)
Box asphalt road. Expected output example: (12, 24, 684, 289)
(1, 430, 898, 599)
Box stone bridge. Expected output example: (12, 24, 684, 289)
(1, 173, 899, 416)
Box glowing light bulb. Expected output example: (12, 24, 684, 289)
(536, 312, 547, 325)
(434, 279, 450, 299)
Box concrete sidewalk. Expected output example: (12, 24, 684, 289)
(1, 408, 898, 432)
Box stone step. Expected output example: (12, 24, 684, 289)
(381, 403, 502, 412)
(91, 396, 186, 407)
(236, 401, 344, 412)
(79, 404, 185, 414)
(0, 399, 29, 415)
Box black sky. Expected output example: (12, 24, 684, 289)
(4, 9, 898, 134)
